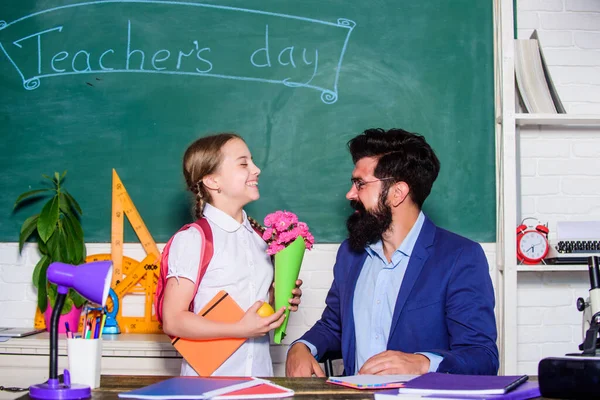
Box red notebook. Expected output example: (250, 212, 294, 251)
(172, 291, 246, 376)
(213, 379, 294, 399)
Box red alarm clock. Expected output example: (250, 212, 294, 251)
(516, 218, 550, 265)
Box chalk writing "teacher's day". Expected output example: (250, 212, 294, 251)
(0, 1, 356, 104)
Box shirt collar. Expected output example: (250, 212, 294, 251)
(203, 203, 254, 233)
(366, 211, 426, 264)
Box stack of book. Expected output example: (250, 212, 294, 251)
(514, 30, 565, 114)
(374, 373, 540, 400)
(118, 377, 294, 399)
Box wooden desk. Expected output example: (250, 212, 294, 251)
(15, 375, 554, 400)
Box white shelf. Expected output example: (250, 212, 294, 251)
(494, 0, 600, 374)
(516, 264, 588, 272)
(515, 114, 600, 126)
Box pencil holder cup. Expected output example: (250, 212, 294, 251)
(67, 338, 103, 389)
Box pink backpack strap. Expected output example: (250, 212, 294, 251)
(155, 218, 213, 324)
(188, 218, 214, 308)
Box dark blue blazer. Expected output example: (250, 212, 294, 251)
(300, 216, 499, 375)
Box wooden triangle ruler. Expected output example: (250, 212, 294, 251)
(108, 169, 162, 333)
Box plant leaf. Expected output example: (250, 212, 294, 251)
(63, 190, 82, 216)
(46, 284, 56, 309)
(66, 211, 84, 241)
(37, 196, 59, 243)
(32, 255, 49, 289)
(36, 236, 48, 256)
(57, 228, 68, 263)
(13, 189, 51, 209)
(61, 296, 74, 315)
(60, 170, 67, 182)
(54, 172, 60, 184)
(60, 227, 77, 265)
(37, 260, 51, 312)
(62, 216, 82, 264)
(46, 231, 61, 262)
(18, 214, 39, 252)
(70, 289, 86, 308)
(58, 193, 72, 216)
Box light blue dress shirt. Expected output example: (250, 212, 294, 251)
(297, 211, 442, 373)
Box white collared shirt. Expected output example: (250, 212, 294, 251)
(166, 203, 274, 377)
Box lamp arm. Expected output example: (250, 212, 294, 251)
(49, 291, 67, 380)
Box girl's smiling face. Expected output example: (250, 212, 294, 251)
(211, 138, 261, 214)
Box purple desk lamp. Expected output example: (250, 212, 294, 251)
(29, 261, 113, 400)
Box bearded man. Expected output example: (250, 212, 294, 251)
(285, 128, 499, 377)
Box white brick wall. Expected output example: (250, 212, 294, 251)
(515, 0, 600, 375)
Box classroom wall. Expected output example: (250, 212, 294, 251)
(515, 0, 600, 375)
(1, 0, 599, 377)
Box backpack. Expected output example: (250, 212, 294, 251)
(155, 216, 265, 326)
(155, 218, 213, 325)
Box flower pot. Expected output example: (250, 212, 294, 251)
(273, 236, 306, 344)
(43, 302, 82, 333)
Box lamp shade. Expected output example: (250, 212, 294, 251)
(47, 261, 113, 306)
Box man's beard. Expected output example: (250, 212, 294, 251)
(346, 197, 393, 251)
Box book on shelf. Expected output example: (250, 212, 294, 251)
(530, 30, 565, 114)
(172, 290, 247, 376)
(514, 30, 565, 114)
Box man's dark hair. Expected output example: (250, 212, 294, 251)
(347, 128, 440, 208)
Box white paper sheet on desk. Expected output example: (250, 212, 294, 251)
(327, 374, 417, 389)
(557, 221, 600, 240)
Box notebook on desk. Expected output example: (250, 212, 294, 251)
(397, 373, 529, 396)
(118, 377, 259, 399)
(0, 327, 44, 337)
(375, 381, 540, 400)
(118, 377, 293, 399)
(327, 374, 416, 389)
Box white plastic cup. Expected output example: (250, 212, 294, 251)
(66, 338, 102, 389)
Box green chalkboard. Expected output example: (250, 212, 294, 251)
(0, 0, 495, 243)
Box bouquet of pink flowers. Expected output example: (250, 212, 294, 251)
(262, 210, 313, 343)
(262, 211, 314, 255)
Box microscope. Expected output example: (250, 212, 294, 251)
(576, 256, 600, 356)
(538, 256, 600, 398)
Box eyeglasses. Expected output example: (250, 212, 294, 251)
(350, 177, 395, 191)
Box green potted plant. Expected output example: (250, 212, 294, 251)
(14, 171, 87, 330)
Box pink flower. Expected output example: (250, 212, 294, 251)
(262, 227, 274, 242)
(263, 210, 314, 255)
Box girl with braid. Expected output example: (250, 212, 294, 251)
(161, 133, 302, 376)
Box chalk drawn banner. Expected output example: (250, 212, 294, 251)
(0, 1, 356, 104)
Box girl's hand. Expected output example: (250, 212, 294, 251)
(236, 301, 286, 338)
(289, 279, 303, 312)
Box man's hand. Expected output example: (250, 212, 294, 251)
(289, 279, 303, 312)
(285, 342, 325, 377)
(270, 279, 303, 312)
(358, 350, 430, 375)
